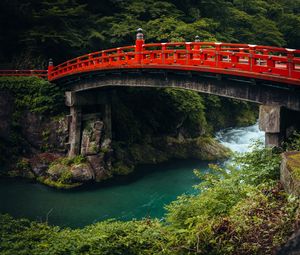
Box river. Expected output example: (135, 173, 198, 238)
(0, 123, 264, 228)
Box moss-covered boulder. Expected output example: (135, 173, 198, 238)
(40, 156, 94, 189)
(280, 151, 300, 197)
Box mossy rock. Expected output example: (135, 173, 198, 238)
(287, 153, 300, 179)
(37, 176, 82, 189)
(191, 137, 232, 160)
(70, 163, 94, 182)
(46, 156, 94, 185)
(47, 163, 69, 176)
(111, 162, 134, 175)
(280, 151, 300, 197)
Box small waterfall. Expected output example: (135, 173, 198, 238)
(215, 123, 265, 153)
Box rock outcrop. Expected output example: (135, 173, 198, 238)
(0, 91, 13, 140)
(280, 151, 300, 197)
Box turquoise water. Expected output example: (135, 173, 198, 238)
(0, 123, 264, 228)
(0, 159, 210, 228)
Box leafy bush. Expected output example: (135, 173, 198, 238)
(0, 77, 65, 115)
(284, 131, 300, 151)
(164, 143, 298, 254)
(48, 155, 86, 169)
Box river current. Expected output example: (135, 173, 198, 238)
(0, 124, 264, 228)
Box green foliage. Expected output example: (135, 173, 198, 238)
(1, 0, 298, 65)
(16, 158, 31, 173)
(112, 87, 209, 144)
(55, 155, 87, 166)
(0, 77, 64, 115)
(284, 131, 300, 151)
(231, 141, 281, 185)
(0, 215, 171, 255)
(164, 142, 296, 254)
(37, 176, 81, 189)
(204, 95, 258, 131)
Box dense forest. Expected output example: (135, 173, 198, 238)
(0, 0, 299, 68)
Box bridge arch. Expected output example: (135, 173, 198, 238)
(64, 68, 300, 156)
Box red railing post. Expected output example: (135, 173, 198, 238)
(117, 48, 122, 62)
(194, 35, 201, 60)
(215, 42, 222, 67)
(186, 42, 191, 64)
(286, 49, 295, 77)
(161, 43, 166, 64)
(248, 45, 256, 72)
(47, 58, 53, 80)
(135, 28, 144, 64)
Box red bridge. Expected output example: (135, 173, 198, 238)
(1, 29, 300, 154)
(48, 37, 300, 86)
(1, 30, 299, 86)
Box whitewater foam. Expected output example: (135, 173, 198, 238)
(215, 123, 265, 153)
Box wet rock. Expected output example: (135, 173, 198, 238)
(30, 153, 61, 176)
(81, 120, 104, 155)
(87, 155, 111, 181)
(47, 117, 69, 152)
(277, 229, 300, 255)
(21, 113, 68, 152)
(70, 164, 94, 182)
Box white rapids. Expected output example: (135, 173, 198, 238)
(215, 123, 265, 153)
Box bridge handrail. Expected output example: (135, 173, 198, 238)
(0, 70, 48, 78)
(46, 41, 300, 85)
(0, 40, 299, 85)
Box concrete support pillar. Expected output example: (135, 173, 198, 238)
(259, 105, 284, 147)
(65, 90, 113, 156)
(68, 105, 82, 156)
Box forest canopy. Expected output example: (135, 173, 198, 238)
(0, 0, 299, 67)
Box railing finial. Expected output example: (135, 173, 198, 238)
(136, 28, 144, 40)
(195, 35, 200, 42)
(48, 58, 53, 67)
(48, 58, 54, 80)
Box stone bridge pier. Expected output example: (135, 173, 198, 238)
(259, 105, 300, 147)
(65, 90, 112, 157)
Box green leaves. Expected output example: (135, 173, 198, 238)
(2, 0, 298, 65)
(0, 77, 65, 115)
(164, 141, 298, 254)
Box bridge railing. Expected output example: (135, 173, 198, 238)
(0, 69, 48, 78)
(141, 42, 300, 79)
(47, 40, 300, 85)
(49, 45, 137, 78)
(1, 30, 299, 85)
